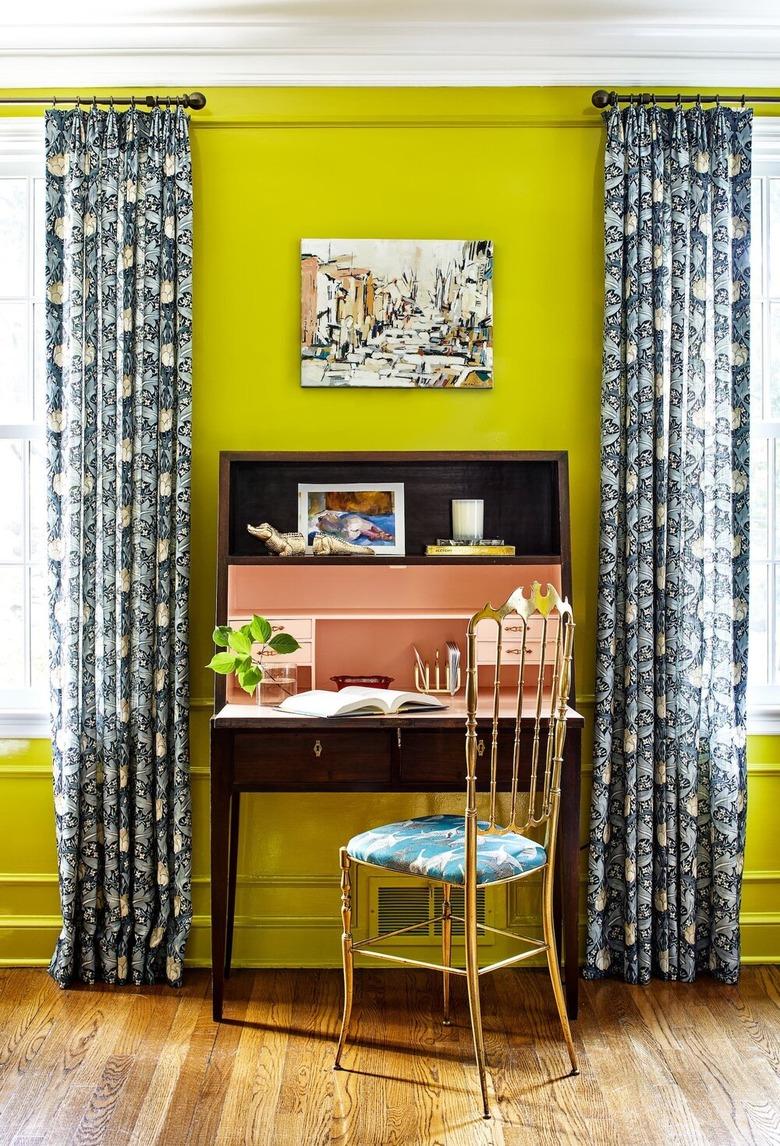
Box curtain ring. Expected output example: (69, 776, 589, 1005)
(741, 94, 747, 109)
(716, 94, 721, 108)
(676, 93, 682, 108)
(75, 95, 81, 110)
(109, 95, 114, 110)
(131, 95, 136, 109)
(92, 95, 98, 112)
(166, 96, 171, 110)
(696, 93, 702, 108)
(51, 95, 57, 108)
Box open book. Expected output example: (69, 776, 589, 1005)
(277, 686, 447, 718)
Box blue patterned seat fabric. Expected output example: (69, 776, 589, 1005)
(346, 813, 547, 886)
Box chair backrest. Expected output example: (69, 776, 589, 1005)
(464, 581, 575, 859)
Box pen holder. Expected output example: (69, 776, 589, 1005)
(413, 659, 461, 695)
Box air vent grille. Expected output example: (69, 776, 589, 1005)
(376, 883, 486, 940)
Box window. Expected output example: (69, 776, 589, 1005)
(0, 120, 47, 736)
(750, 122, 780, 731)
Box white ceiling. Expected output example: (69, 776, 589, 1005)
(3, 0, 780, 88)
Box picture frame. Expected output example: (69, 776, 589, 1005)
(297, 482, 405, 556)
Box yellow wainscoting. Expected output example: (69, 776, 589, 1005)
(1, 722, 777, 967)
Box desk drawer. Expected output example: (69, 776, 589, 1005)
(477, 640, 541, 665)
(233, 730, 391, 786)
(398, 724, 538, 788)
(398, 728, 522, 787)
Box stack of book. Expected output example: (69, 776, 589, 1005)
(425, 538, 516, 557)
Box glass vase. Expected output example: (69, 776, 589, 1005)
(256, 663, 298, 707)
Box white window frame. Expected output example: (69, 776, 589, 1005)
(0, 118, 48, 738)
(749, 119, 780, 734)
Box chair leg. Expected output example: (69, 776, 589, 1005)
(464, 881, 490, 1119)
(541, 863, 578, 1075)
(441, 883, 452, 1025)
(334, 848, 354, 1069)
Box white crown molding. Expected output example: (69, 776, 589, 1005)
(4, 18, 780, 87)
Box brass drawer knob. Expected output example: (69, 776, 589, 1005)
(505, 624, 524, 632)
(505, 646, 533, 655)
(313, 739, 323, 758)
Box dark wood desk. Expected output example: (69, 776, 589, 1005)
(209, 697, 583, 1023)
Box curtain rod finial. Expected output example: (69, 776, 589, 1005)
(185, 92, 207, 110)
(592, 89, 614, 109)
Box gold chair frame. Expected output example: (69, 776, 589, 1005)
(334, 582, 578, 1119)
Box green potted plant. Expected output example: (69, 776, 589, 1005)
(207, 615, 301, 697)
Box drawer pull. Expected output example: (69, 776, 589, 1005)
(506, 646, 533, 656)
(476, 738, 486, 758)
(505, 624, 524, 633)
(313, 739, 323, 758)
(272, 624, 284, 632)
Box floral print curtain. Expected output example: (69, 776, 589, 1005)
(586, 103, 752, 985)
(45, 106, 193, 986)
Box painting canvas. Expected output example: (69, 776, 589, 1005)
(301, 239, 493, 388)
(298, 483, 405, 556)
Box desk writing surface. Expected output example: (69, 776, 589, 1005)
(212, 694, 583, 730)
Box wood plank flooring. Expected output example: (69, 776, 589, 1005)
(0, 967, 778, 1145)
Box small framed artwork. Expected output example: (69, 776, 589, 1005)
(298, 483, 405, 555)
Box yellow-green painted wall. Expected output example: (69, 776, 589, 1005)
(0, 88, 777, 966)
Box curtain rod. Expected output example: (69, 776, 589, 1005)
(592, 88, 780, 109)
(0, 92, 206, 110)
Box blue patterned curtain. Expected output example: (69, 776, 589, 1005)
(586, 104, 751, 985)
(45, 107, 193, 986)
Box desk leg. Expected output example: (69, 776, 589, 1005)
(225, 792, 240, 978)
(560, 731, 581, 1020)
(210, 727, 231, 1022)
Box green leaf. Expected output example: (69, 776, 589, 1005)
(228, 630, 252, 655)
(250, 615, 272, 644)
(206, 651, 238, 675)
(212, 625, 232, 648)
(239, 623, 254, 639)
(267, 632, 300, 655)
(236, 664, 263, 695)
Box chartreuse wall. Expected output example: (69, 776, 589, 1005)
(0, 88, 777, 967)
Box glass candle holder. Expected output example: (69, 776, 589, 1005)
(451, 498, 484, 542)
(257, 663, 298, 707)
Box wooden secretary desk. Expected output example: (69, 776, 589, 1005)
(210, 451, 583, 1022)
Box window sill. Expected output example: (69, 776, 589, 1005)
(0, 710, 50, 739)
(747, 708, 780, 736)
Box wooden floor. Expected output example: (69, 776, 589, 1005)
(0, 967, 778, 1145)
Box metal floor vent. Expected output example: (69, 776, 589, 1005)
(376, 884, 486, 939)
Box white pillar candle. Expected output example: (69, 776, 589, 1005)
(451, 499, 484, 542)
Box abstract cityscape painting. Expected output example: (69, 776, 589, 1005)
(301, 239, 493, 388)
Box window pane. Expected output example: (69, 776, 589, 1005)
(752, 436, 769, 560)
(29, 438, 45, 564)
(0, 439, 24, 559)
(770, 179, 780, 296)
(0, 566, 25, 689)
(33, 177, 44, 299)
(0, 300, 30, 422)
(0, 179, 28, 298)
(751, 299, 764, 420)
(749, 563, 769, 688)
(29, 564, 47, 683)
(752, 178, 763, 297)
(769, 304, 780, 420)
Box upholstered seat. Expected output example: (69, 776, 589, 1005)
(346, 813, 547, 886)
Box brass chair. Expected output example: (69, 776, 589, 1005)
(333, 582, 578, 1119)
